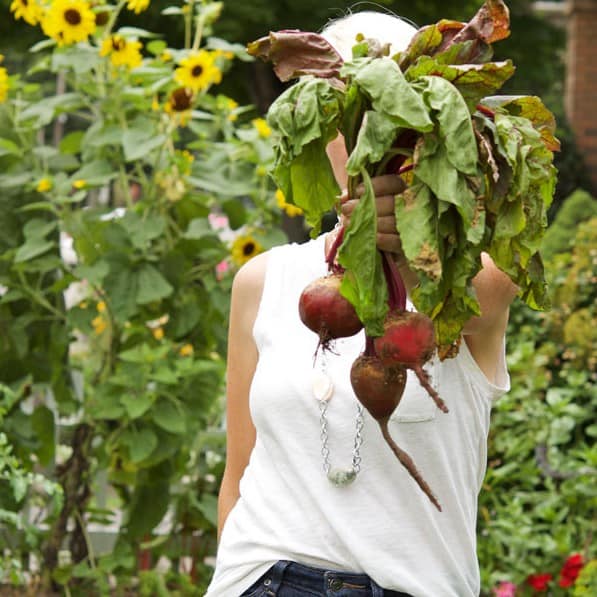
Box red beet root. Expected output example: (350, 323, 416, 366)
(350, 355, 406, 420)
(374, 311, 449, 413)
(350, 354, 442, 512)
(299, 273, 363, 347)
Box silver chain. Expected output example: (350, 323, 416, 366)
(319, 399, 364, 476)
(316, 350, 365, 486)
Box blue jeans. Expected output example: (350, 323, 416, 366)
(239, 560, 413, 597)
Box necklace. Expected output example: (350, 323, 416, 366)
(313, 351, 364, 487)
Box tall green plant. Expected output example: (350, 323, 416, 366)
(0, 0, 287, 592)
(478, 216, 597, 595)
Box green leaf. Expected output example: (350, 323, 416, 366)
(70, 160, 117, 187)
(103, 261, 138, 323)
(51, 46, 101, 74)
(136, 264, 173, 305)
(122, 129, 167, 162)
(73, 261, 110, 285)
(151, 399, 187, 434)
(120, 427, 158, 463)
(337, 170, 387, 336)
(0, 172, 34, 188)
(184, 218, 214, 239)
(222, 199, 248, 230)
(481, 95, 560, 151)
(349, 58, 434, 132)
(197, 493, 218, 527)
(414, 135, 479, 240)
(395, 183, 442, 282)
(285, 138, 339, 236)
(31, 406, 55, 466)
(89, 390, 125, 420)
(0, 138, 23, 158)
(126, 479, 170, 539)
(84, 123, 124, 149)
(151, 367, 179, 385)
(59, 131, 85, 155)
(119, 212, 166, 249)
(116, 26, 159, 38)
(121, 392, 155, 420)
(346, 111, 402, 176)
(415, 76, 478, 175)
(145, 40, 167, 56)
(406, 57, 515, 109)
(14, 238, 56, 263)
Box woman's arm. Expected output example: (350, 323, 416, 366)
(217, 251, 268, 540)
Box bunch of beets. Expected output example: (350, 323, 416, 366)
(299, 226, 446, 511)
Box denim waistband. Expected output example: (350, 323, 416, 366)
(250, 560, 413, 597)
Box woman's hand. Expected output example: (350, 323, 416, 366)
(339, 174, 406, 255)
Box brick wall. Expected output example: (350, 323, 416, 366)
(565, 0, 597, 192)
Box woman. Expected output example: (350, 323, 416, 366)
(206, 10, 518, 597)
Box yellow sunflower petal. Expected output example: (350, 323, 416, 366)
(174, 51, 222, 93)
(10, 0, 42, 26)
(126, 0, 150, 15)
(41, 0, 96, 46)
(0, 67, 9, 103)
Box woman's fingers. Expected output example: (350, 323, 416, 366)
(376, 232, 402, 254)
(338, 174, 406, 255)
(341, 195, 395, 218)
(357, 174, 406, 197)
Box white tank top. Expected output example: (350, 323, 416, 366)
(205, 234, 509, 597)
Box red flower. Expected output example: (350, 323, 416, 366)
(559, 553, 584, 588)
(526, 573, 553, 592)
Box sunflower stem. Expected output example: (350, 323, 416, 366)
(192, 12, 205, 52)
(103, 0, 127, 39)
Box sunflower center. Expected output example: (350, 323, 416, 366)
(191, 65, 203, 77)
(242, 242, 255, 256)
(112, 37, 126, 51)
(170, 87, 192, 111)
(64, 8, 82, 25)
(21, 0, 28, 7)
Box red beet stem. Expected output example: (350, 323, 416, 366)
(476, 104, 495, 119)
(378, 419, 442, 512)
(397, 163, 413, 175)
(412, 364, 449, 413)
(381, 251, 407, 311)
(364, 335, 376, 357)
(325, 224, 345, 272)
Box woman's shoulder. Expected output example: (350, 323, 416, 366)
(231, 249, 270, 299)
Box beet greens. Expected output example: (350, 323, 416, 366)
(248, 0, 558, 357)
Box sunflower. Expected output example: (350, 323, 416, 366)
(10, 0, 42, 26)
(126, 0, 150, 14)
(100, 35, 143, 69)
(174, 51, 222, 93)
(41, 0, 97, 46)
(252, 117, 271, 139)
(36, 177, 53, 192)
(0, 65, 8, 104)
(231, 234, 263, 266)
(179, 343, 194, 357)
(165, 87, 194, 113)
(275, 188, 303, 217)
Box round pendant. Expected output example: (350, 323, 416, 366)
(312, 370, 334, 402)
(327, 468, 357, 487)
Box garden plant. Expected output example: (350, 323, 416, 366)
(0, 0, 293, 593)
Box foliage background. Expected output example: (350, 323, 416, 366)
(0, 0, 595, 595)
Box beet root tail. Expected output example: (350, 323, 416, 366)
(413, 365, 449, 413)
(379, 420, 442, 512)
